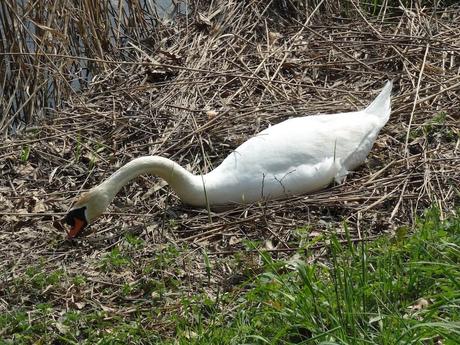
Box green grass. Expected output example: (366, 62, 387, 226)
(99, 247, 132, 271)
(19, 145, 30, 162)
(166, 207, 460, 344)
(1, 208, 458, 344)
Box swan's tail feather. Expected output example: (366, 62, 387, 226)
(365, 80, 392, 123)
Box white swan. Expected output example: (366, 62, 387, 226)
(64, 81, 392, 238)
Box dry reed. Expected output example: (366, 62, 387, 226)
(0, 0, 459, 336)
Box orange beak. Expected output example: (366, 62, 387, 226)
(67, 218, 86, 238)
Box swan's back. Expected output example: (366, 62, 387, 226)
(201, 81, 392, 206)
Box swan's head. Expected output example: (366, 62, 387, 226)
(64, 188, 110, 238)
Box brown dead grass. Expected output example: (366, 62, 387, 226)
(0, 1, 459, 338)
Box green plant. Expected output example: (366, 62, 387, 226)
(72, 275, 86, 286)
(169, 207, 460, 344)
(25, 266, 63, 290)
(100, 247, 131, 271)
(20, 145, 30, 162)
(124, 233, 144, 248)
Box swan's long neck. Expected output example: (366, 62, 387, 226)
(98, 156, 206, 206)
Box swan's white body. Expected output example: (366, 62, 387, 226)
(94, 81, 392, 208)
(66, 81, 392, 237)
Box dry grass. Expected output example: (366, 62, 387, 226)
(0, 0, 171, 135)
(0, 0, 459, 339)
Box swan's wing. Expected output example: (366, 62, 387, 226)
(215, 110, 385, 174)
(205, 155, 340, 205)
(205, 110, 387, 204)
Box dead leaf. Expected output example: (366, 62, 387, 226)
(264, 239, 275, 250)
(74, 302, 86, 310)
(229, 236, 241, 246)
(16, 163, 35, 177)
(55, 320, 70, 334)
(196, 12, 212, 27)
(410, 298, 430, 312)
(268, 31, 282, 45)
(48, 167, 58, 183)
(100, 304, 116, 313)
(33, 197, 46, 212)
(206, 110, 218, 120)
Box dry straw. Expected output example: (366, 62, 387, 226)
(0, 0, 459, 331)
